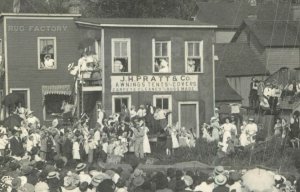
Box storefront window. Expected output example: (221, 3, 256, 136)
(112, 38, 131, 73)
(44, 94, 69, 120)
(185, 41, 203, 73)
(112, 95, 131, 113)
(153, 40, 171, 73)
(38, 37, 56, 70)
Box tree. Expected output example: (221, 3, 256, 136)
(80, 0, 198, 19)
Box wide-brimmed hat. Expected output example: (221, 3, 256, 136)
(11, 178, 21, 189)
(182, 175, 193, 186)
(22, 165, 34, 175)
(47, 172, 59, 179)
(214, 166, 225, 176)
(75, 163, 87, 172)
(91, 173, 110, 187)
(132, 176, 144, 187)
(64, 173, 80, 190)
(26, 110, 34, 115)
(214, 174, 227, 186)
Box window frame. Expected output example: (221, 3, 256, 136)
(112, 95, 131, 114)
(152, 39, 171, 73)
(185, 41, 204, 73)
(153, 95, 172, 125)
(42, 94, 70, 121)
(111, 38, 131, 73)
(0, 39, 2, 55)
(37, 37, 57, 70)
(9, 88, 31, 110)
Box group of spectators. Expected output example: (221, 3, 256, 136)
(249, 77, 300, 114)
(0, 154, 298, 192)
(202, 114, 258, 158)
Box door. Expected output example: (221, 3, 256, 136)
(179, 102, 199, 137)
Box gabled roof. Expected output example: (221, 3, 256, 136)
(215, 76, 242, 102)
(232, 19, 300, 47)
(75, 18, 217, 28)
(215, 43, 268, 77)
(195, 1, 292, 29)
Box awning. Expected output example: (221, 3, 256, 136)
(42, 85, 72, 96)
(215, 77, 242, 102)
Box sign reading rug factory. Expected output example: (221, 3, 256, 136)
(111, 75, 198, 92)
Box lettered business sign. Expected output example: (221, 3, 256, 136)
(111, 75, 198, 92)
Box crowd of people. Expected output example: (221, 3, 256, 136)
(0, 95, 300, 191)
(249, 77, 300, 114)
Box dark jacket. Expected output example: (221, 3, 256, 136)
(10, 136, 25, 157)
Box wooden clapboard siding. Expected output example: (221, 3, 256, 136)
(265, 48, 300, 74)
(103, 27, 215, 123)
(5, 18, 80, 119)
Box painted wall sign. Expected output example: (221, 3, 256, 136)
(8, 25, 68, 32)
(111, 75, 198, 92)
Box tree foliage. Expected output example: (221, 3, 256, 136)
(0, 0, 198, 20)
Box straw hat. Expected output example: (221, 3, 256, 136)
(214, 166, 225, 176)
(63, 173, 80, 190)
(47, 172, 59, 180)
(214, 174, 227, 186)
(75, 163, 87, 172)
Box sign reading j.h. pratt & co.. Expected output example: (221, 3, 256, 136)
(8, 25, 68, 32)
(111, 75, 198, 92)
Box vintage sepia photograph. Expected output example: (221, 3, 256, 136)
(0, 0, 299, 191)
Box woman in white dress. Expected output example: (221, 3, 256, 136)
(239, 121, 250, 146)
(143, 125, 151, 155)
(170, 123, 179, 150)
(221, 118, 233, 144)
(72, 138, 81, 161)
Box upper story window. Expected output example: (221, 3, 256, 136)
(185, 41, 203, 73)
(112, 38, 131, 73)
(153, 40, 171, 73)
(38, 37, 57, 70)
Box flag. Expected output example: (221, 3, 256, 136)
(13, 0, 21, 13)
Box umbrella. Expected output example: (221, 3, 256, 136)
(242, 168, 275, 192)
(3, 114, 22, 131)
(2, 93, 22, 107)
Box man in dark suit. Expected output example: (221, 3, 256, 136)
(10, 129, 25, 157)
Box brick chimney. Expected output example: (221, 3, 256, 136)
(69, 0, 81, 14)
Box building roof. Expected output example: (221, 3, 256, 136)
(215, 43, 268, 77)
(195, 1, 292, 29)
(234, 19, 300, 47)
(0, 13, 81, 18)
(215, 76, 242, 102)
(75, 17, 217, 28)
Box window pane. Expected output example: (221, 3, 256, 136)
(114, 42, 121, 57)
(121, 42, 127, 57)
(194, 43, 200, 57)
(155, 43, 161, 56)
(163, 98, 169, 109)
(188, 43, 193, 56)
(161, 43, 168, 56)
(115, 98, 122, 113)
(156, 99, 162, 109)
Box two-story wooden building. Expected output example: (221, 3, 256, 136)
(0, 13, 81, 120)
(76, 18, 217, 136)
(0, 14, 217, 136)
